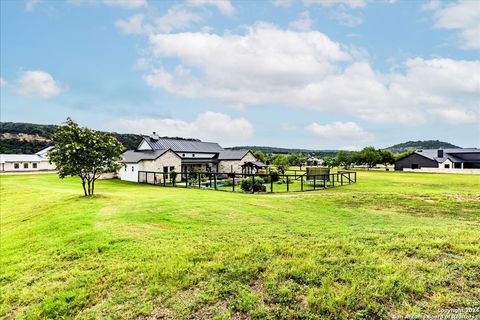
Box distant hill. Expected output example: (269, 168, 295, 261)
(386, 140, 459, 153)
(227, 146, 338, 157)
(0, 122, 143, 154)
(0, 122, 210, 154)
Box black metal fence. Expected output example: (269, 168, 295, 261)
(137, 170, 356, 193)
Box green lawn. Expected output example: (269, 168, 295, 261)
(1, 172, 479, 319)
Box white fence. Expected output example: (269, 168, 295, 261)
(403, 168, 480, 174)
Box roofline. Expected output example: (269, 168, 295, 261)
(122, 148, 180, 164)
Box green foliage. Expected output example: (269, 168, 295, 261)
(322, 156, 338, 168)
(253, 150, 267, 163)
(240, 176, 265, 192)
(336, 150, 354, 168)
(49, 118, 124, 196)
(359, 146, 383, 168)
(287, 153, 307, 169)
(379, 149, 396, 167)
(271, 154, 289, 174)
(387, 140, 458, 153)
(395, 149, 416, 161)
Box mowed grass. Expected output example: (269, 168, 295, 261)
(1, 172, 479, 319)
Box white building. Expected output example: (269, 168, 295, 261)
(0, 146, 56, 173)
(119, 133, 266, 183)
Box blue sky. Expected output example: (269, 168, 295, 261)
(1, 0, 479, 149)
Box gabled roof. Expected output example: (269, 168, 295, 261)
(0, 146, 54, 164)
(217, 150, 250, 160)
(142, 136, 223, 153)
(415, 148, 480, 163)
(122, 149, 171, 163)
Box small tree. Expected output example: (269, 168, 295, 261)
(336, 150, 353, 169)
(49, 118, 124, 196)
(379, 149, 395, 169)
(359, 147, 382, 169)
(271, 154, 289, 174)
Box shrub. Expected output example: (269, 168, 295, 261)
(240, 177, 265, 192)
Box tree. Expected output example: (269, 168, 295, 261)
(359, 147, 382, 169)
(253, 150, 267, 163)
(271, 154, 289, 174)
(336, 150, 353, 169)
(378, 149, 395, 169)
(322, 156, 338, 168)
(49, 118, 124, 196)
(288, 153, 307, 170)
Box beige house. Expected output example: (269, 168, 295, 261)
(119, 133, 266, 183)
(0, 147, 56, 173)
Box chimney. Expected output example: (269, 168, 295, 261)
(150, 131, 159, 141)
(437, 149, 444, 158)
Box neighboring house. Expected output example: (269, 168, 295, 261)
(119, 133, 264, 182)
(394, 148, 480, 173)
(0, 146, 56, 173)
(306, 156, 323, 166)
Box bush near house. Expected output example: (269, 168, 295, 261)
(240, 176, 266, 192)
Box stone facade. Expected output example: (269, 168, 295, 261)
(218, 151, 257, 173)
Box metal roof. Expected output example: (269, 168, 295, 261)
(415, 148, 480, 163)
(0, 147, 53, 163)
(0, 154, 48, 164)
(217, 150, 250, 160)
(122, 150, 169, 163)
(143, 136, 223, 153)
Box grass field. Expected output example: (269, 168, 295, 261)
(1, 172, 479, 319)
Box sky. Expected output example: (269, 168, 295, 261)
(0, 0, 479, 150)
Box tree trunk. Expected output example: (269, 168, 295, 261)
(87, 179, 91, 196)
(81, 178, 87, 196)
(91, 179, 95, 195)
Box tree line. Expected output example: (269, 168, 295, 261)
(253, 147, 413, 173)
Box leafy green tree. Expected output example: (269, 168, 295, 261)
(359, 147, 382, 169)
(49, 118, 124, 196)
(271, 154, 289, 174)
(253, 150, 267, 163)
(336, 150, 353, 168)
(322, 156, 338, 168)
(378, 149, 395, 169)
(288, 153, 307, 169)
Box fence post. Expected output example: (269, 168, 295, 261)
(314, 175, 316, 190)
(233, 174, 235, 192)
(251, 174, 255, 194)
(270, 175, 273, 193)
(286, 175, 289, 192)
(354, 172, 357, 183)
(198, 173, 201, 189)
(301, 175, 304, 192)
(185, 173, 188, 188)
(214, 173, 217, 190)
(209, 174, 212, 189)
(341, 173, 343, 186)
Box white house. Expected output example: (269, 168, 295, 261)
(119, 133, 265, 183)
(0, 146, 56, 173)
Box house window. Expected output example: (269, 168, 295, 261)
(33, 163, 38, 169)
(454, 163, 462, 169)
(14, 163, 19, 169)
(24, 163, 29, 169)
(444, 164, 450, 168)
(163, 166, 169, 173)
(131, 166, 134, 172)
(169, 166, 175, 172)
(192, 154, 195, 157)
(124, 165, 127, 171)
(182, 154, 185, 157)
(411, 164, 419, 169)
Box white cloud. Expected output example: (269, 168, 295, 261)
(271, 0, 293, 7)
(139, 23, 479, 125)
(424, 0, 480, 49)
(26, 0, 42, 11)
(116, 6, 202, 34)
(186, 0, 235, 16)
(15, 70, 64, 98)
(67, 0, 147, 9)
(430, 109, 480, 124)
(115, 14, 147, 34)
(109, 112, 253, 145)
(289, 11, 313, 31)
(0, 77, 6, 87)
(329, 9, 363, 27)
(304, 0, 367, 9)
(306, 121, 374, 147)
